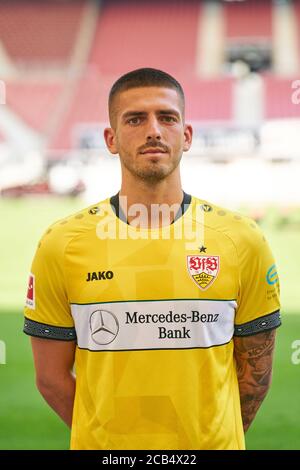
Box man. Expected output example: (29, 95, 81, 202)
(24, 68, 281, 450)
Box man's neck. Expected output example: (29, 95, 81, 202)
(118, 177, 184, 228)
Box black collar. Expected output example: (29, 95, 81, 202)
(110, 191, 192, 225)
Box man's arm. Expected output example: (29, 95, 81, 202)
(234, 329, 276, 433)
(31, 337, 76, 428)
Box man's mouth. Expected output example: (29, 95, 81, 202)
(140, 148, 167, 154)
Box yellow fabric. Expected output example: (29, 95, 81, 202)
(24, 196, 280, 450)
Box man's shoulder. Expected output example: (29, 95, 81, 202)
(38, 197, 111, 250)
(191, 195, 264, 246)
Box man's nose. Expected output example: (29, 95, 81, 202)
(146, 117, 162, 140)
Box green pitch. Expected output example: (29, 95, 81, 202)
(0, 197, 299, 449)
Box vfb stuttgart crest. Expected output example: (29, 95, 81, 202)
(187, 255, 220, 290)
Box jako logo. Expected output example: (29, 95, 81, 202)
(291, 340, 300, 365)
(86, 271, 114, 281)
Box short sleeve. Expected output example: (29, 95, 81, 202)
(234, 222, 281, 336)
(23, 226, 76, 341)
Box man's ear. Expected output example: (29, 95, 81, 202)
(104, 127, 118, 154)
(183, 124, 193, 152)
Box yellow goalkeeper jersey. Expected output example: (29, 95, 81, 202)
(24, 193, 280, 450)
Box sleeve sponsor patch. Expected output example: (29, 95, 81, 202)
(25, 273, 35, 310)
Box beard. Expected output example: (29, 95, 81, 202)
(121, 153, 182, 183)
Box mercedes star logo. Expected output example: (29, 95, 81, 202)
(89, 310, 119, 345)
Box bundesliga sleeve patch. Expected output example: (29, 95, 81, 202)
(26, 273, 35, 310)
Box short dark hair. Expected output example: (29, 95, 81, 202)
(108, 68, 185, 127)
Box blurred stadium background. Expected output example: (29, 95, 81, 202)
(0, 0, 300, 450)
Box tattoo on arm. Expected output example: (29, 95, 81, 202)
(234, 329, 276, 433)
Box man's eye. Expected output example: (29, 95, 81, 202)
(161, 116, 176, 122)
(128, 117, 141, 125)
